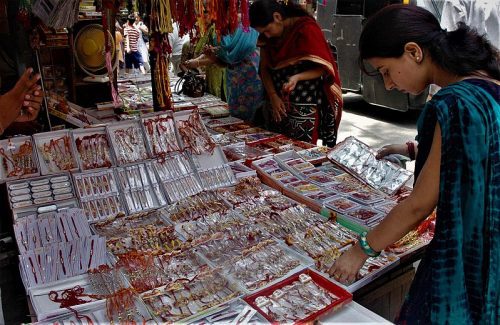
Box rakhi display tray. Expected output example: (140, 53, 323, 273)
(187, 298, 268, 324)
(29, 274, 105, 320)
(0, 135, 40, 182)
(244, 268, 352, 324)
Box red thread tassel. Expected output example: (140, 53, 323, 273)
(241, 0, 250, 31)
(229, 0, 238, 34)
(185, 0, 196, 35)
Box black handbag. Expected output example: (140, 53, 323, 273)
(175, 70, 206, 98)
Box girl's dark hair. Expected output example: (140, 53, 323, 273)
(359, 4, 500, 79)
(249, 0, 310, 28)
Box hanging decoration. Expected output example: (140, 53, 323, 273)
(16, 0, 32, 30)
(194, 0, 206, 37)
(151, 0, 173, 34)
(205, 0, 217, 26)
(228, 0, 238, 35)
(215, 0, 228, 41)
(150, 0, 174, 110)
(154, 49, 173, 109)
(147, 0, 253, 111)
(182, 0, 197, 37)
(151, 0, 251, 42)
(241, 0, 250, 32)
(101, 0, 121, 108)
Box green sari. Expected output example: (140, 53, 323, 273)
(194, 25, 226, 99)
(397, 79, 500, 324)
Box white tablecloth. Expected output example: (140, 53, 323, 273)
(319, 301, 393, 324)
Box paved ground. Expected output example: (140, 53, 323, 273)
(338, 93, 422, 173)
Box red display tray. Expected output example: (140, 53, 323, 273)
(244, 268, 352, 324)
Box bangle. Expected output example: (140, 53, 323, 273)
(359, 231, 380, 257)
(406, 141, 416, 160)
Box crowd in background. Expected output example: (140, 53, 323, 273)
(115, 12, 151, 76)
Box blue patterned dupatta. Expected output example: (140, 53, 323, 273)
(397, 79, 500, 324)
(216, 26, 263, 121)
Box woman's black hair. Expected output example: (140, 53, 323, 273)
(249, 0, 310, 28)
(359, 4, 500, 79)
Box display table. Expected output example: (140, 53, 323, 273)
(1, 101, 432, 324)
(320, 301, 392, 324)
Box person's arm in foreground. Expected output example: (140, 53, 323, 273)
(328, 123, 441, 284)
(0, 68, 42, 134)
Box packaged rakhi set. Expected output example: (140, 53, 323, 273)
(327, 136, 413, 195)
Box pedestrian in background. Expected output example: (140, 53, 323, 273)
(134, 12, 150, 72)
(168, 23, 190, 75)
(328, 4, 499, 324)
(115, 19, 124, 75)
(123, 14, 146, 75)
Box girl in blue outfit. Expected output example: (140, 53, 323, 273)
(328, 4, 499, 324)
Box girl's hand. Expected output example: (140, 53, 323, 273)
(269, 93, 287, 122)
(327, 243, 368, 285)
(376, 143, 409, 159)
(282, 74, 300, 93)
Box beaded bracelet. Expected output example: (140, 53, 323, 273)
(359, 231, 381, 257)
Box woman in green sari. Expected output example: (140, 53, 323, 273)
(328, 4, 499, 324)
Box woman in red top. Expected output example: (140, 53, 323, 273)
(250, 0, 343, 147)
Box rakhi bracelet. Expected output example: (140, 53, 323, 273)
(359, 231, 381, 257)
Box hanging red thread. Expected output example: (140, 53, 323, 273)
(177, 0, 186, 35)
(100, 5, 120, 108)
(241, 0, 250, 31)
(170, 0, 179, 22)
(184, 0, 197, 36)
(228, 0, 238, 34)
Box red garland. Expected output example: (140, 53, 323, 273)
(241, 0, 250, 32)
(228, 0, 238, 34)
(176, 0, 186, 35)
(162, 34, 173, 55)
(170, 0, 179, 22)
(184, 0, 196, 35)
(215, 0, 228, 40)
